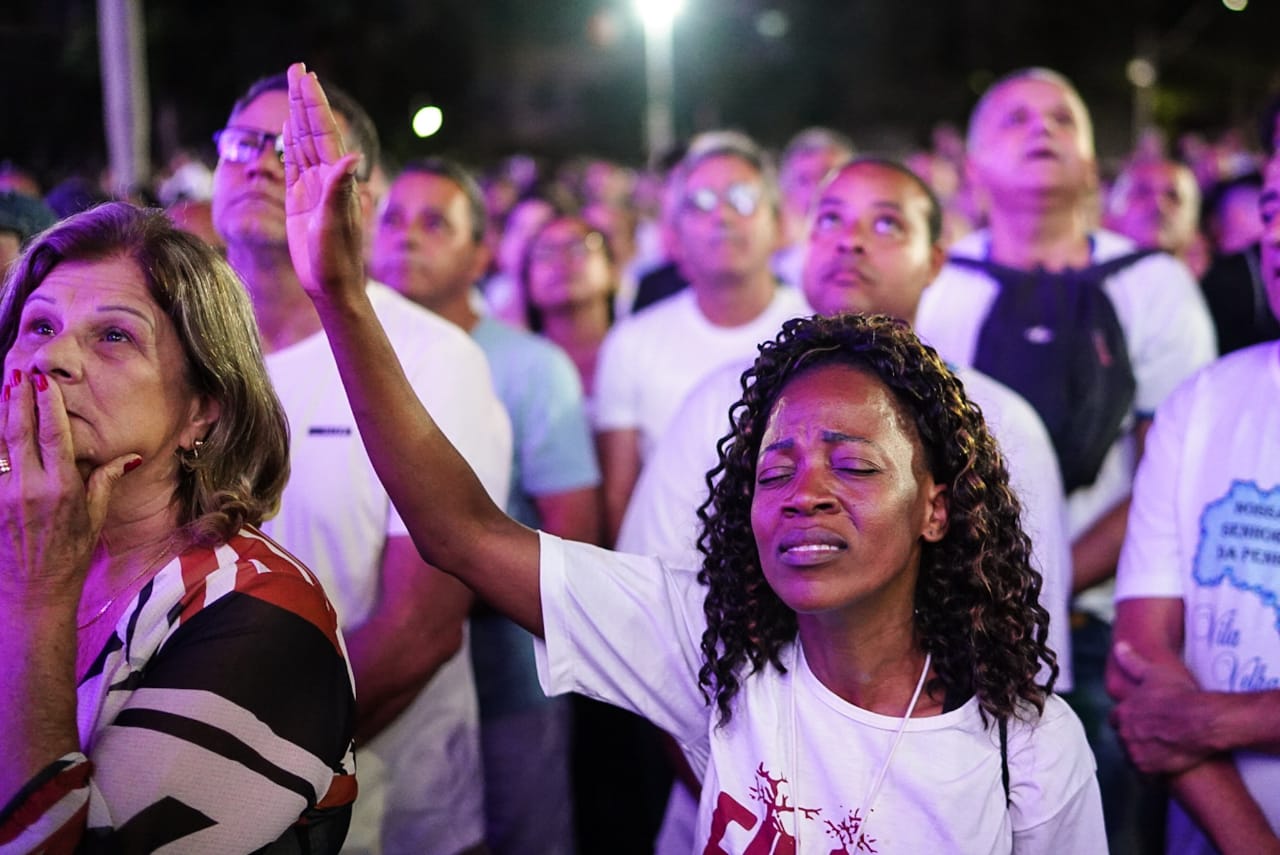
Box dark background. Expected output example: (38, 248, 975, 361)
(4, 0, 1280, 183)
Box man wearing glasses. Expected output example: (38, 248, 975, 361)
(593, 131, 810, 546)
(211, 73, 511, 855)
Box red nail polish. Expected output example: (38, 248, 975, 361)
(2, 385, 9, 403)
(9, 369, 19, 385)
(33, 374, 47, 392)
(124, 457, 143, 473)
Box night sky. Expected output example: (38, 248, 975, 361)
(4, 0, 1280, 184)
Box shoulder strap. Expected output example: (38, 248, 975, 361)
(945, 254, 1030, 283)
(1078, 247, 1160, 280)
(946, 247, 1160, 282)
(999, 716, 1010, 806)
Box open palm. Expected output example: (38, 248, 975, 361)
(281, 63, 365, 302)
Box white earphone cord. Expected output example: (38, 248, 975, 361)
(789, 648, 932, 851)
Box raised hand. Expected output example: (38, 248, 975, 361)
(282, 62, 365, 306)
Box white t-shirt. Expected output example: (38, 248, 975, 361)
(917, 229, 1216, 620)
(618, 360, 1074, 690)
(263, 282, 512, 855)
(592, 285, 810, 459)
(1116, 342, 1280, 854)
(534, 533, 1104, 853)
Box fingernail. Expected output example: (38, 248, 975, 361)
(9, 369, 19, 385)
(33, 374, 48, 392)
(124, 457, 143, 473)
(2, 385, 9, 403)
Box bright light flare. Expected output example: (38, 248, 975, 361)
(756, 9, 789, 39)
(635, 0, 684, 30)
(1126, 58, 1157, 89)
(412, 105, 443, 138)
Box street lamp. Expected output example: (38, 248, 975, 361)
(636, 0, 684, 162)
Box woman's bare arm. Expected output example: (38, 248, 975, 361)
(281, 63, 544, 635)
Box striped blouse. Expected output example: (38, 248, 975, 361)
(0, 527, 357, 854)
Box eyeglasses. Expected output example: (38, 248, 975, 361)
(684, 182, 763, 217)
(529, 231, 605, 263)
(213, 127, 285, 165)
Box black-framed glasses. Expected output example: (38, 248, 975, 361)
(684, 182, 763, 217)
(213, 127, 285, 165)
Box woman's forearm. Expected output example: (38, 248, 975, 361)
(0, 599, 78, 806)
(312, 287, 545, 635)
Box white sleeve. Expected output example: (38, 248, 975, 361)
(914, 263, 998, 367)
(1115, 372, 1197, 602)
(616, 364, 740, 568)
(533, 532, 710, 752)
(1007, 696, 1107, 850)
(1114, 254, 1216, 417)
(1011, 778, 1108, 855)
(590, 323, 640, 432)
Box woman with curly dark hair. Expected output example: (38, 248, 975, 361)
(282, 64, 1104, 854)
(698, 311, 1055, 728)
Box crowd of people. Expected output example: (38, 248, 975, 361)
(0, 57, 1278, 854)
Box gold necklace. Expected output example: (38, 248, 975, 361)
(77, 540, 176, 631)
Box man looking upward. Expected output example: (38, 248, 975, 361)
(916, 68, 1216, 850)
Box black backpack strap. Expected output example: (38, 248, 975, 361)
(946, 247, 1159, 277)
(946, 248, 1156, 493)
(999, 716, 1011, 806)
(1079, 248, 1160, 279)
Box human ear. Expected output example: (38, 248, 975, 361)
(182, 394, 222, 450)
(921, 482, 949, 543)
(926, 240, 946, 281)
(467, 241, 493, 284)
